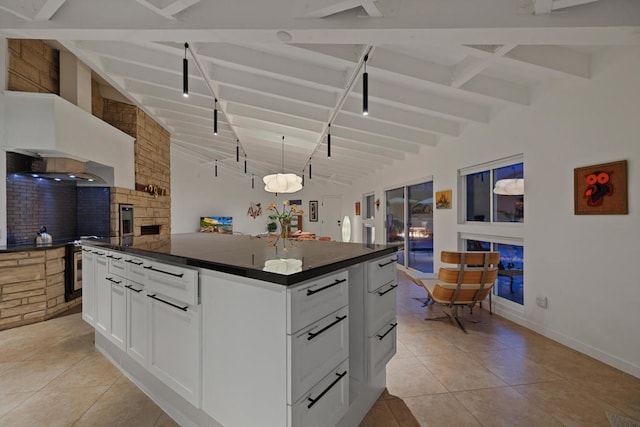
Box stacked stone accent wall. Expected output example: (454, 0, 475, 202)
(101, 99, 171, 238)
(0, 248, 80, 331)
(7, 38, 59, 94)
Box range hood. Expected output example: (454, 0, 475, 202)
(11, 153, 107, 184)
(35, 157, 105, 183)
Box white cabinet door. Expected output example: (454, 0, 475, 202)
(148, 294, 201, 407)
(126, 281, 147, 366)
(81, 248, 95, 325)
(94, 251, 110, 336)
(109, 277, 126, 350)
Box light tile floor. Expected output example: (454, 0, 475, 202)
(1, 274, 639, 426)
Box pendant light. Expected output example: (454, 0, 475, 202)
(252, 173, 255, 189)
(362, 54, 368, 115)
(244, 154, 247, 174)
(183, 43, 189, 98)
(213, 99, 218, 135)
(327, 124, 331, 158)
(263, 136, 303, 193)
(309, 162, 312, 179)
(214, 160, 218, 177)
(236, 139, 240, 162)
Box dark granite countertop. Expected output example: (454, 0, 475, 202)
(82, 233, 397, 285)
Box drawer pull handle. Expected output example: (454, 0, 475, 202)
(377, 284, 398, 296)
(124, 284, 143, 293)
(306, 278, 346, 296)
(111, 256, 123, 261)
(147, 294, 188, 311)
(307, 315, 347, 341)
(125, 259, 144, 266)
(307, 371, 347, 409)
(377, 322, 398, 340)
(144, 265, 184, 278)
(82, 248, 91, 252)
(106, 277, 122, 285)
(378, 258, 398, 267)
(93, 251, 105, 255)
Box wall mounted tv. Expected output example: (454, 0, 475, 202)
(200, 217, 233, 234)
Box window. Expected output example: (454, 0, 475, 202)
(460, 155, 524, 305)
(463, 159, 524, 223)
(364, 193, 375, 220)
(385, 180, 434, 273)
(466, 239, 524, 305)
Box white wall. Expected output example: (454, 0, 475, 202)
(170, 151, 342, 236)
(321, 47, 640, 377)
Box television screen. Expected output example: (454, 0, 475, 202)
(200, 216, 233, 234)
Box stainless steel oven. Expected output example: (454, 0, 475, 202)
(65, 244, 82, 301)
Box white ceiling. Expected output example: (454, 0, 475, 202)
(1, 0, 639, 186)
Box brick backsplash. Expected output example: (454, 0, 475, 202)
(6, 174, 77, 244)
(77, 187, 111, 238)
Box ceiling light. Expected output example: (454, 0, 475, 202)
(54, 178, 61, 182)
(213, 98, 218, 135)
(327, 124, 331, 158)
(183, 43, 189, 98)
(263, 136, 302, 193)
(68, 174, 76, 178)
(88, 178, 95, 182)
(31, 174, 39, 178)
(493, 179, 524, 195)
(362, 54, 368, 116)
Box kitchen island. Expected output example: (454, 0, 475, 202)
(82, 233, 398, 427)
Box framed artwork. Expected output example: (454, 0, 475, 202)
(288, 199, 302, 206)
(355, 202, 361, 216)
(309, 200, 318, 222)
(436, 190, 452, 209)
(574, 160, 628, 215)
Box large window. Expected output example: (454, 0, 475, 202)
(386, 180, 434, 273)
(460, 155, 524, 305)
(465, 161, 524, 223)
(466, 239, 524, 305)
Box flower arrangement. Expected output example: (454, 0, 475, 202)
(267, 200, 304, 239)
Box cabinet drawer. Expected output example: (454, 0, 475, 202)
(366, 281, 398, 337)
(124, 256, 148, 284)
(368, 319, 397, 379)
(367, 255, 398, 292)
(288, 359, 349, 427)
(288, 271, 348, 334)
(288, 306, 349, 404)
(107, 252, 127, 278)
(145, 262, 199, 306)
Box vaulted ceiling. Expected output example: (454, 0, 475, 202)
(1, 0, 639, 186)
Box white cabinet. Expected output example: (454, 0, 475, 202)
(125, 280, 147, 366)
(94, 250, 110, 337)
(288, 359, 349, 427)
(108, 274, 126, 350)
(148, 293, 201, 407)
(288, 306, 349, 404)
(81, 248, 95, 325)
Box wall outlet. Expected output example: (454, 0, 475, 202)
(536, 295, 548, 309)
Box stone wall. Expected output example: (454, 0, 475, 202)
(0, 248, 80, 330)
(102, 99, 171, 238)
(7, 38, 59, 94)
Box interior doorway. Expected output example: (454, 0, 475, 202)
(320, 196, 342, 241)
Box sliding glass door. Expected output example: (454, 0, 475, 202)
(386, 181, 434, 273)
